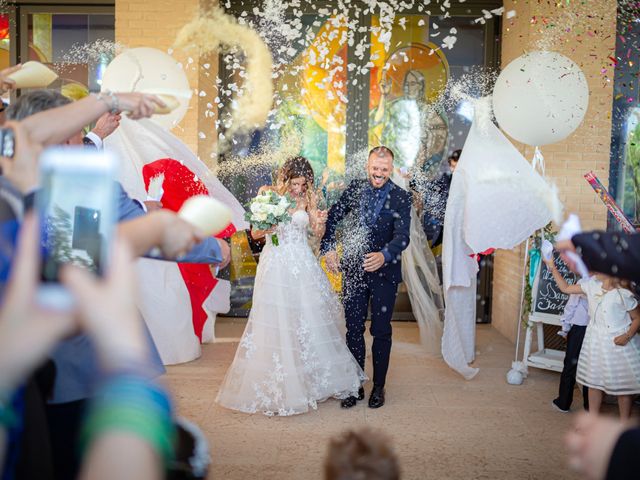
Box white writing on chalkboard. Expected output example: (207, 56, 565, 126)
(533, 253, 579, 317)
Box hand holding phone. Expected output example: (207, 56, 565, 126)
(36, 147, 118, 309)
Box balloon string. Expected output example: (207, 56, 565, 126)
(514, 236, 530, 363)
(531, 146, 545, 175)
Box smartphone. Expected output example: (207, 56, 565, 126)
(36, 147, 118, 309)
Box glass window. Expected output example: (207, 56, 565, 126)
(223, 13, 350, 315)
(25, 12, 115, 97)
(610, 14, 640, 228)
(368, 14, 487, 178)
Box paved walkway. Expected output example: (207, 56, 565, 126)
(165, 320, 583, 479)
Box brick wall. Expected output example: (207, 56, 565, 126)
(492, 1, 618, 343)
(115, 0, 220, 157)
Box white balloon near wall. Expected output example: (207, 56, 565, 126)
(101, 47, 192, 130)
(492, 51, 589, 146)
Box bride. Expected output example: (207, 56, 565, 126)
(216, 156, 366, 416)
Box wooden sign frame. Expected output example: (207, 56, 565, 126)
(522, 256, 577, 373)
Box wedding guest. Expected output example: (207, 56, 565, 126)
(447, 149, 460, 175)
(552, 293, 589, 413)
(324, 428, 400, 480)
(0, 90, 225, 480)
(0, 217, 175, 480)
(545, 258, 640, 419)
(0, 109, 215, 480)
(4, 90, 230, 263)
(566, 412, 637, 480)
(83, 112, 121, 149)
(414, 149, 460, 249)
(561, 238, 640, 480)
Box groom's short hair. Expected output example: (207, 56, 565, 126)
(369, 145, 395, 161)
(324, 428, 400, 480)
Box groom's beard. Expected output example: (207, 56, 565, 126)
(369, 174, 389, 188)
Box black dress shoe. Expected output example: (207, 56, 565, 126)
(341, 387, 365, 409)
(368, 385, 385, 409)
(341, 396, 357, 408)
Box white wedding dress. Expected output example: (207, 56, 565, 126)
(216, 210, 366, 416)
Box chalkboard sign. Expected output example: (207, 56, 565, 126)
(532, 253, 579, 318)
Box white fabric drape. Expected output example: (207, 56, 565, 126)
(441, 99, 562, 379)
(394, 174, 445, 356)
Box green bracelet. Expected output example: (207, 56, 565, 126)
(81, 405, 174, 462)
(79, 375, 175, 465)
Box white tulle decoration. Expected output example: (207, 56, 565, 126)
(441, 97, 563, 380)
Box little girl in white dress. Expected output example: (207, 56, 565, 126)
(216, 157, 366, 416)
(546, 258, 640, 418)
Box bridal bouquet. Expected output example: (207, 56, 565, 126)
(244, 190, 293, 246)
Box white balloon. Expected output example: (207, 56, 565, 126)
(101, 47, 192, 130)
(492, 51, 589, 146)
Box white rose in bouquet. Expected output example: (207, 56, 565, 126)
(274, 204, 287, 217)
(245, 190, 295, 246)
(264, 204, 277, 216)
(253, 212, 268, 222)
(250, 202, 263, 214)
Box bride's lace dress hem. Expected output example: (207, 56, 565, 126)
(216, 211, 366, 416)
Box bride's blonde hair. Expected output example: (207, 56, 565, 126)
(276, 156, 317, 210)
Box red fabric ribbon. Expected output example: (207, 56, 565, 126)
(142, 159, 236, 341)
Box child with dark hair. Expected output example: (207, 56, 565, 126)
(545, 258, 640, 419)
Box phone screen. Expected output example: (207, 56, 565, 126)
(37, 148, 117, 283)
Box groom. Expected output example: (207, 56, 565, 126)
(321, 146, 411, 409)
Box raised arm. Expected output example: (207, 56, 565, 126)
(20, 92, 164, 147)
(118, 210, 205, 259)
(543, 258, 583, 295)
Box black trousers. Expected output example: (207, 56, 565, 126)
(343, 274, 399, 387)
(555, 325, 589, 411)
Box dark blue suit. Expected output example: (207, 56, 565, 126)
(321, 179, 411, 386)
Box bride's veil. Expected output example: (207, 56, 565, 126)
(395, 173, 444, 356)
